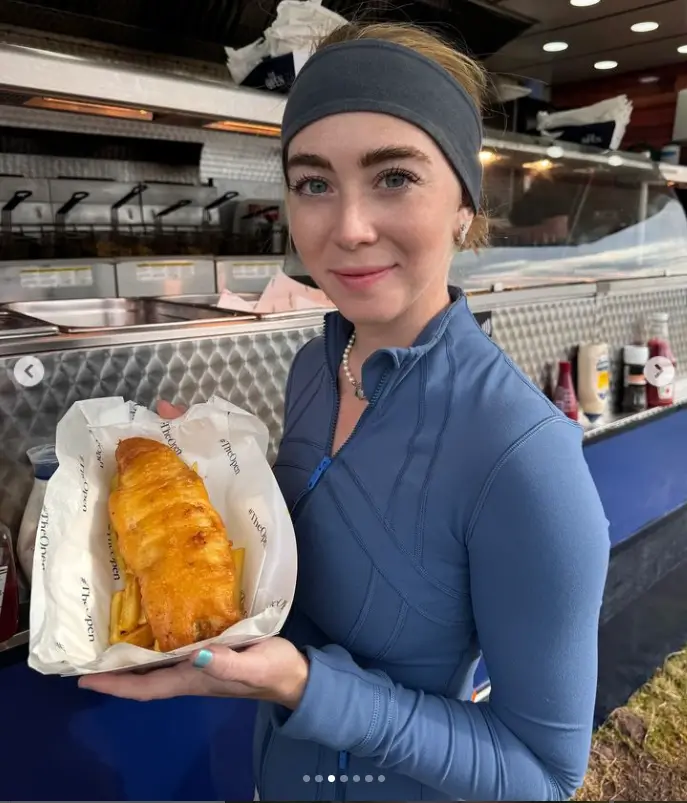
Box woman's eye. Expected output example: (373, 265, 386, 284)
(382, 173, 409, 189)
(376, 170, 419, 190)
(300, 178, 329, 195)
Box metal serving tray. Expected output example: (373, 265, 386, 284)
(0, 308, 58, 339)
(156, 293, 330, 321)
(4, 298, 255, 333)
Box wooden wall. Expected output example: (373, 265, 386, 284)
(552, 63, 687, 151)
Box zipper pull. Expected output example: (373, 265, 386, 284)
(307, 457, 332, 491)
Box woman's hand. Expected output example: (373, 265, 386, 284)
(157, 399, 186, 419)
(78, 637, 309, 709)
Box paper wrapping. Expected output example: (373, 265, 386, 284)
(28, 396, 297, 676)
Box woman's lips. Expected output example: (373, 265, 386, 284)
(332, 266, 393, 290)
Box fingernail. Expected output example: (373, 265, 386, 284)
(193, 649, 213, 669)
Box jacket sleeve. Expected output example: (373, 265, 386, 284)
(273, 417, 610, 801)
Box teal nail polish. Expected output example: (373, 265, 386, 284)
(193, 649, 213, 668)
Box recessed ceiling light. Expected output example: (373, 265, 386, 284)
(543, 41, 569, 52)
(595, 60, 618, 70)
(608, 155, 623, 167)
(639, 75, 659, 83)
(678, 45, 687, 54)
(570, 0, 600, 6)
(631, 21, 659, 32)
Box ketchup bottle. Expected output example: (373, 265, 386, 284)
(0, 523, 19, 643)
(646, 312, 676, 408)
(553, 360, 579, 421)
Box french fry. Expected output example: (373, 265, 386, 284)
(109, 590, 124, 645)
(118, 623, 155, 649)
(153, 639, 161, 651)
(191, 461, 199, 474)
(231, 547, 245, 613)
(120, 574, 141, 634)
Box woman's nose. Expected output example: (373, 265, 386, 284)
(332, 197, 378, 250)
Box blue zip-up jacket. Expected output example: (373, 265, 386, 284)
(255, 287, 610, 801)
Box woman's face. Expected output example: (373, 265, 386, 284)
(285, 112, 473, 327)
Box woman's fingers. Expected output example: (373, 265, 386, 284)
(78, 663, 201, 701)
(157, 400, 186, 419)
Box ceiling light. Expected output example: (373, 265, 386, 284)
(639, 75, 659, 83)
(479, 150, 498, 164)
(523, 159, 554, 172)
(204, 120, 281, 137)
(24, 96, 153, 120)
(631, 21, 658, 32)
(678, 45, 687, 54)
(594, 60, 618, 70)
(546, 146, 564, 159)
(570, 0, 600, 6)
(608, 155, 623, 167)
(543, 41, 568, 52)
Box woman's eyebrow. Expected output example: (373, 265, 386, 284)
(359, 146, 431, 167)
(286, 153, 333, 171)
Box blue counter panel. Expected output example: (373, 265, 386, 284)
(584, 407, 687, 547)
(2, 408, 685, 800)
(1, 655, 257, 800)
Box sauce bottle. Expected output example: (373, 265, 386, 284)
(577, 343, 610, 423)
(622, 344, 649, 413)
(0, 522, 19, 643)
(553, 360, 579, 421)
(646, 312, 676, 408)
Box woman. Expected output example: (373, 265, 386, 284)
(81, 21, 610, 802)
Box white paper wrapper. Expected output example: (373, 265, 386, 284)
(28, 396, 297, 676)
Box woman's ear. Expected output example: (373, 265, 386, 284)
(454, 207, 476, 246)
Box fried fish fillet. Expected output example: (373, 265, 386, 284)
(108, 437, 242, 651)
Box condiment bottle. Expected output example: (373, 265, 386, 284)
(646, 312, 676, 408)
(553, 360, 579, 421)
(577, 343, 610, 422)
(17, 443, 59, 583)
(622, 344, 649, 414)
(0, 522, 19, 643)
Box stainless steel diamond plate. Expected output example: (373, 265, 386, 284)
(492, 297, 598, 388)
(0, 324, 320, 533)
(599, 287, 687, 371)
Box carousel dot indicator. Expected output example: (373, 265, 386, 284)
(353, 774, 360, 782)
(328, 775, 335, 783)
(365, 774, 374, 782)
(315, 774, 323, 783)
(302, 775, 310, 783)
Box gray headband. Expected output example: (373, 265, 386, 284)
(281, 39, 483, 211)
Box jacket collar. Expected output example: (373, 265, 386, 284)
(324, 286, 467, 401)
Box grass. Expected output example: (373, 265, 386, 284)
(576, 647, 687, 801)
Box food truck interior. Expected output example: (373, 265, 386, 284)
(0, 0, 687, 798)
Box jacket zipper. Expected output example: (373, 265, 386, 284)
(335, 750, 349, 801)
(290, 368, 390, 521)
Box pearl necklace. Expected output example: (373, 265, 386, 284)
(342, 331, 366, 400)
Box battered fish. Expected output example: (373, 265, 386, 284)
(108, 437, 242, 651)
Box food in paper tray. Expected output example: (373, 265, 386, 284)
(108, 437, 245, 652)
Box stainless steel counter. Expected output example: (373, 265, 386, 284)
(0, 311, 326, 357)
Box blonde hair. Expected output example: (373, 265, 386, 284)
(315, 22, 489, 250)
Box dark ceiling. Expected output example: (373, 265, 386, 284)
(484, 0, 687, 85)
(0, 0, 532, 64)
